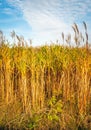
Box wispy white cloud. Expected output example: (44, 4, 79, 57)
(1, 7, 19, 15)
(7, 0, 91, 45)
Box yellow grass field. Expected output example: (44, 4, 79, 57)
(0, 23, 91, 130)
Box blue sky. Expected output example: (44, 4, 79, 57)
(0, 0, 91, 46)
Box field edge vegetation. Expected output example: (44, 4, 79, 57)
(0, 23, 91, 130)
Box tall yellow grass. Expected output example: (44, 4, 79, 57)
(0, 23, 91, 130)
